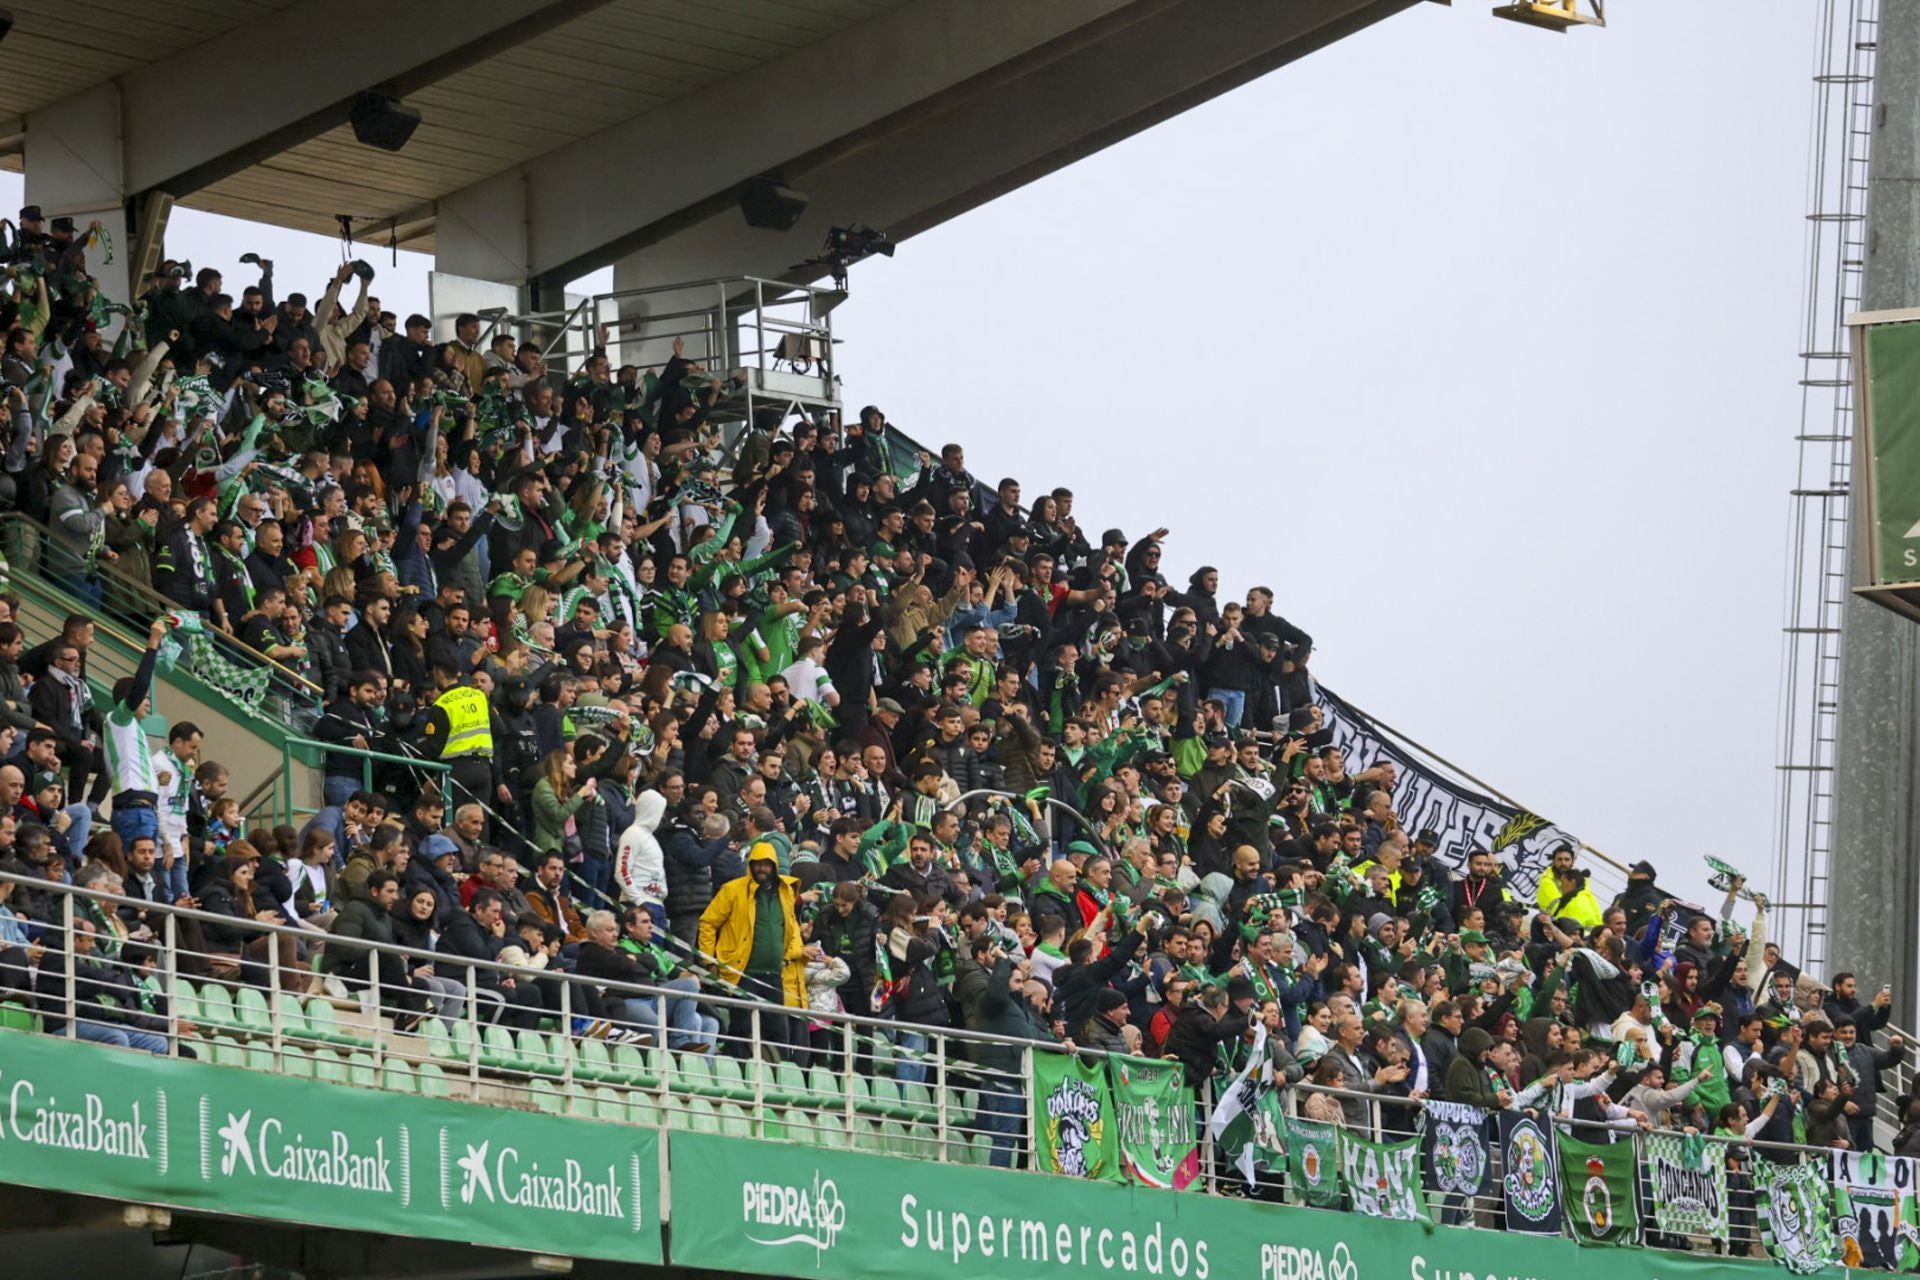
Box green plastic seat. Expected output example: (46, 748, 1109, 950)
(234, 987, 274, 1036)
(629, 1091, 662, 1129)
(0, 1001, 38, 1033)
(688, 1097, 722, 1134)
(971, 1132, 995, 1166)
(882, 1118, 916, 1159)
(382, 1062, 416, 1094)
(770, 1060, 808, 1107)
(593, 1085, 627, 1121)
(608, 1041, 652, 1087)
(172, 980, 202, 1027)
(449, 1020, 479, 1068)
(314, 1051, 350, 1085)
(719, 1102, 753, 1138)
(867, 1035, 896, 1076)
(710, 1055, 754, 1102)
(807, 1063, 843, 1114)
(520, 1030, 567, 1078)
(870, 1077, 912, 1120)
(198, 983, 239, 1031)
(243, 1043, 274, 1073)
(280, 1047, 315, 1080)
(481, 1024, 527, 1073)
(529, 1080, 564, 1115)
(421, 1018, 456, 1063)
(758, 1105, 790, 1143)
(677, 1050, 720, 1096)
(417, 1062, 452, 1099)
(209, 1035, 245, 1067)
(347, 1052, 378, 1088)
(900, 1080, 935, 1121)
(576, 1037, 617, 1083)
(303, 998, 357, 1047)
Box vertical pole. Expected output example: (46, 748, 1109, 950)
(369, 945, 384, 1074)
(163, 910, 179, 1057)
(267, 927, 283, 1070)
(466, 977, 481, 1087)
(935, 1034, 949, 1162)
(560, 979, 573, 1099)
(1024, 1045, 1038, 1171)
(61, 891, 76, 1039)
(843, 1019, 857, 1132)
(1202, 1079, 1217, 1196)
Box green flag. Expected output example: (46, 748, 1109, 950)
(1108, 1055, 1198, 1190)
(1337, 1127, 1428, 1223)
(1208, 1024, 1287, 1188)
(1756, 1153, 1839, 1275)
(1030, 1051, 1118, 1181)
(1645, 1132, 1727, 1244)
(1559, 1133, 1638, 1247)
(1283, 1116, 1343, 1209)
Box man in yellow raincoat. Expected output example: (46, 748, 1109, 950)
(699, 841, 811, 1058)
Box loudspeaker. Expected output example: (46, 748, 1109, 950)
(739, 175, 808, 231)
(350, 92, 421, 153)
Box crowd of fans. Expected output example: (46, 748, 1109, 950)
(1, 211, 1916, 1223)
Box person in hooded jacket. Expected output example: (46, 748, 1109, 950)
(663, 798, 727, 947)
(615, 787, 670, 926)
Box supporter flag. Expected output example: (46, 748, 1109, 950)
(1209, 1025, 1286, 1189)
(1832, 1150, 1920, 1271)
(1316, 687, 1582, 896)
(1030, 1050, 1117, 1181)
(1110, 1055, 1199, 1190)
(1283, 1116, 1343, 1209)
(1558, 1133, 1638, 1247)
(1422, 1101, 1493, 1201)
(1494, 1111, 1563, 1235)
(1645, 1132, 1728, 1244)
(1756, 1154, 1840, 1276)
(1337, 1128, 1428, 1222)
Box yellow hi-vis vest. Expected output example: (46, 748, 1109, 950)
(437, 686, 493, 759)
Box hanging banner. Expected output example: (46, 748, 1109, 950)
(1495, 1110, 1563, 1235)
(0, 1030, 660, 1265)
(1338, 1127, 1428, 1222)
(1107, 1055, 1198, 1191)
(1831, 1150, 1920, 1271)
(1316, 687, 1581, 895)
(1758, 1154, 1841, 1276)
(1030, 1050, 1118, 1181)
(1283, 1115, 1344, 1209)
(1207, 1023, 1286, 1189)
(1645, 1132, 1728, 1244)
(667, 1129, 1840, 1280)
(1559, 1133, 1639, 1247)
(1422, 1101, 1493, 1201)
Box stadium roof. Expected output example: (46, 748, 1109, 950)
(0, 0, 912, 250)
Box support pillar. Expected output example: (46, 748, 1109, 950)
(22, 82, 133, 316)
(1828, 0, 1920, 1025)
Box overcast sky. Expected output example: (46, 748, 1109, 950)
(0, 3, 1816, 949)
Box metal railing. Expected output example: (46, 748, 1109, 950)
(0, 868, 1901, 1256)
(0, 510, 325, 716)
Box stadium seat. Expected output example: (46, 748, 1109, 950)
(576, 1036, 617, 1083)
(710, 1055, 754, 1102)
(421, 1018, 456, 1064)
(592, 1085, 626, 1121)
(314, 1051, 350, 1085)
(971, 1133, 995, 1166)
(209, 1035, 245, 1068)
(481, 1025, 527, 1073)
(198, 983, 238, 1031)
(688, 1097, 722, 1134)
(382, 1062, 416, 1094)
(417, 1063, 452, 1099)
(521, 1030, 568, 1078)
(846, 1074, 877, 1115)
(718, 1102, 752, 1138)
(0, 1002, 39, 1033)
(172, 980, 202, 1027)
(448, 1020, 479, 1069)
(303, 998, 357, 1047)
(677, 1050, 720, 1097)
(244, 1043, 275, 1074)
(806, 1063, 843, 1118)
(234, 987, 273, 1037)
(529, 1080, 564, 1115)
(900, 1079, 936, 1121)
(629, 1090, 661, 1130)
(609, 1041, 653, 1087)
(271, 992, 310, 1054)
(347, 1052, 378, 1088)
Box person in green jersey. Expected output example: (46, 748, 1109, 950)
(105, 615, 173, 850)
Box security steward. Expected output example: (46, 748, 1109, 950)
(417, 673, 497, 825)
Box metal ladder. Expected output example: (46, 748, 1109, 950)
(1773, 0, 1879, 977)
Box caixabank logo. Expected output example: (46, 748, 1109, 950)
(1262, 1239, 1357, 1280)
(204, 1102, 406, 1200)
(440, 1131, 637, 1226)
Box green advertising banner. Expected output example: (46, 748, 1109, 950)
(668, 1131, 1842, 1280)
(1030, 1050, 1118, 1181)
(1108, 1055, 1198, 1191)
(0, 1032, 661, 1265)
(1865, 321, 1920, 585)
(1559, 1133, 1638, 1247)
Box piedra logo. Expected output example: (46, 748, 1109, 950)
(1044, 1076, 1106, 1176)
(742, 1170, 846, 1261)
(1262, 1240, 1357, 1280)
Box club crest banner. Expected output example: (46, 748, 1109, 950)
(1560, 1133, 1639, 1247)
(1284, 1116, 1344, 1209)
(1495, 1111, 1563, 1235)
(1109, 1055, 1199, 1191)
(1422, 1101, 1492, 1199)
(1757, 1154, 1840, 1276)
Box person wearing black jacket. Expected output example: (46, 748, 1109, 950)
(1051, 916, 1149, 1031)
(153, 496, 220, 614)
(378, 314, 436, 389)
(312, 672, 384, 806)
(438, 889, 543, 1029)
(662, 800, 727, 947)
(1162, 985, 1250, 1088)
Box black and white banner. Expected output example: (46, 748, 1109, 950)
(1495, 1110, 1564, 1236)
(1316, 686, 1584, 897)
(1422, 1101, 1493, 1200)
